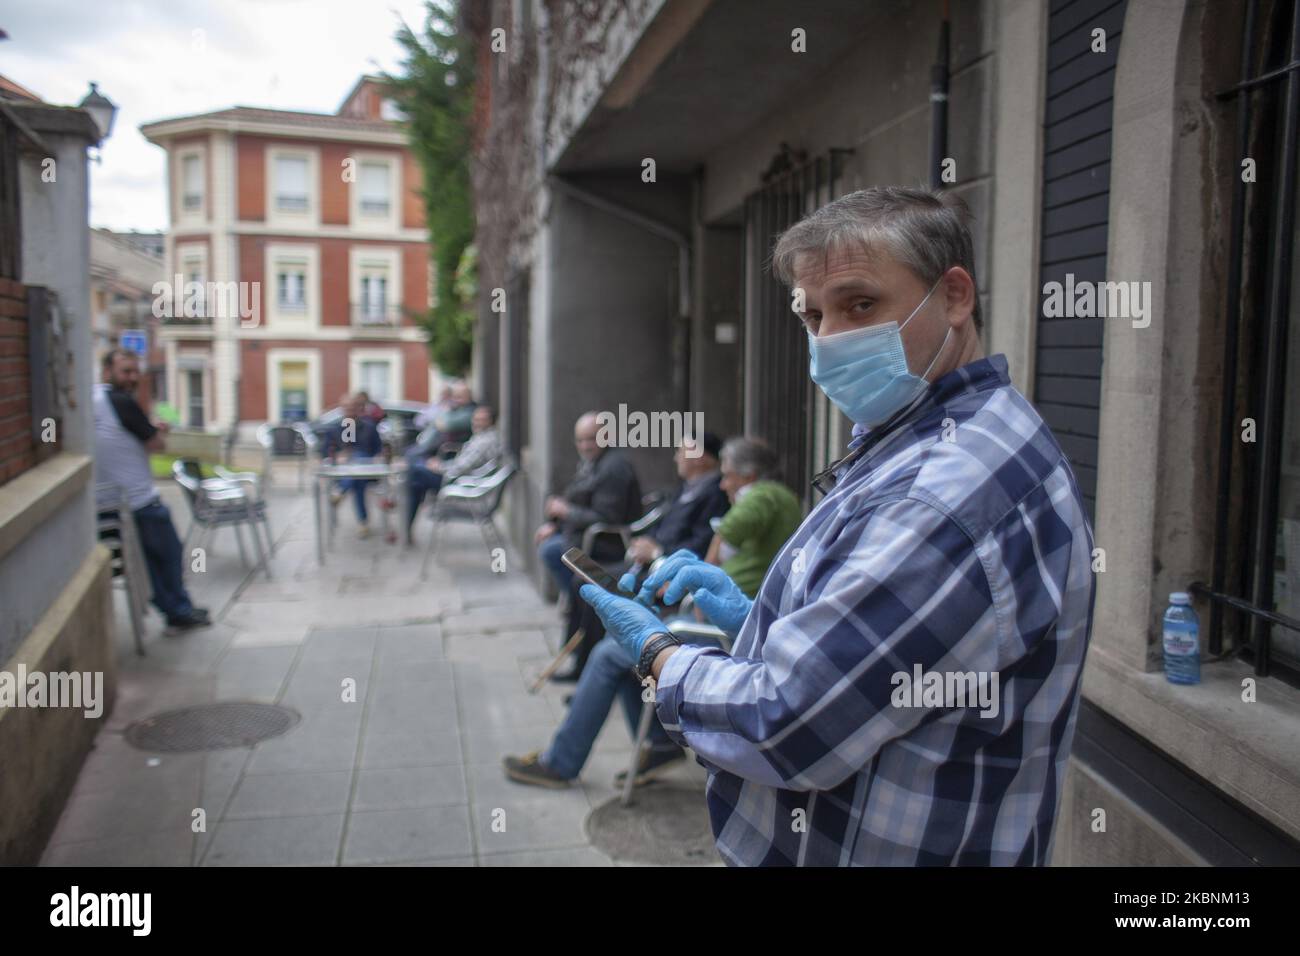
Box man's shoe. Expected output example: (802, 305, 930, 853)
(191, 607, 210, 622)
(613, 747, 686, 788)
(503, 751, 571, 789)
(357, 524, 371, 539)
(165, 612, 211, 634)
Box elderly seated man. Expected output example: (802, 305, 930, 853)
(404, 404, 503, 545)
(534, 411, 642, 597)
(407, 381, 476, 461)
(705, 437, 804, 597)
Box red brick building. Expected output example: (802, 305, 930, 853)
(141, 76, 432, 433)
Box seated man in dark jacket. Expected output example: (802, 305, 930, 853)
(555, 431, 728, 679)
(534, 411, 643, 594)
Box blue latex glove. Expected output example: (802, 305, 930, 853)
(632, 548, 753, 637)
(579, 584, 670, 661)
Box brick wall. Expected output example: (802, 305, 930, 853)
(236, 135, 266, 222)
(320, 142, 350, 226)
(0, 278, 34, 486)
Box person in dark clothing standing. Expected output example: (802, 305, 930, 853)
(93, 349, 209, 632)
(534, 411, 642, 595)
(555, 432, 728, 680)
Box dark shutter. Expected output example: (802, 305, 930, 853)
(1035, 0, 1129, 518)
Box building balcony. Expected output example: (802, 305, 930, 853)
(351, 303, 402, 328)
(160, 311, 213, 327)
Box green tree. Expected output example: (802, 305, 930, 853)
(387, 1, 476, 376)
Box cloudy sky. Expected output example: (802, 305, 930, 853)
(2, 0, 430, 232)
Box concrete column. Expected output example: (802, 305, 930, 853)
(987, 0, 1047, 393)
(209, 130, 237, 431)
(1092, 0, 1194, 672)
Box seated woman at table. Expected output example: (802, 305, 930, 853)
(405, 404, 503, 546)
(326, 393, 384, 538)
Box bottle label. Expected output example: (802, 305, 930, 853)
(1163, 626, 1198, 656)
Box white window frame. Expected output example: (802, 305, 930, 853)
(348, 347, 404, 404)
(348, 246, 402, 327)
(175, 242, 208, 320)
(176, 352, 213, 428)
(348, 151, 399, 234)
(174, 145, 206, 226)
(266, 348, 322, 424)
(264, 243, 320, 332)
(266, 146, 320, 229)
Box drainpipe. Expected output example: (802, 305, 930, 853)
(546, 175, 691, 318)
(929, 0, 951, 189)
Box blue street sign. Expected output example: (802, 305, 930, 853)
(120, 329, 147, 356)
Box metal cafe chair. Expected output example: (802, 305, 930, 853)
(256, 421, 317, 491)
(172, 458, 273, 579)
(96, 490, 151, 656)
(420, 458, 517, 579)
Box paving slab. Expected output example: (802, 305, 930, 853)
(341, 805, 474, 864)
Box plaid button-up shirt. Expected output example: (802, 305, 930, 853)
(655, 355, 1096, 866)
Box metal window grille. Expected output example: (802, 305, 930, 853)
(1196, 0, 1300, 684)
(742, 148, 853, 506)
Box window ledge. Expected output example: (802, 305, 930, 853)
(1082, 645, 1300, 842)
(0, 454, 92, 563)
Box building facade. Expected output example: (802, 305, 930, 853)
(469, 0, 1300, 864)
(0, 78, 116, 863)
(141, 76, 433, 434)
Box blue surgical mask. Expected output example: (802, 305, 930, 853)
(806, 279, 951, 428)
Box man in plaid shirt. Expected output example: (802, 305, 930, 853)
(581, 187, 1096, 866)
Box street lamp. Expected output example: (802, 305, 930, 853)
(78, 82, 117, 142)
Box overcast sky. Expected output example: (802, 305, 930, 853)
(2, 0, 431, 232)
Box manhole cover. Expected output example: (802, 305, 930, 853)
(124, 702, 300, 753)
(587, 788, 718, 865)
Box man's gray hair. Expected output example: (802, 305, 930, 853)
(770, 186, 982, 329)
(721, 436, 779, 481)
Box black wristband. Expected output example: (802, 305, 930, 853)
(635, 633, 680, 681)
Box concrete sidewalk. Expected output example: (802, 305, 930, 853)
(40, 471, 712, 866)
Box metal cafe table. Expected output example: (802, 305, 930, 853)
(312, 459, 407, 564)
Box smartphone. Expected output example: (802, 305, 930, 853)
(561, 547, 624, 594)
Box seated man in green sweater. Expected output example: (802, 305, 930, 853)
(706, 437, 804, 596)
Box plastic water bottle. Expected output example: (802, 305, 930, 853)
(1162, 592, 1200, 685)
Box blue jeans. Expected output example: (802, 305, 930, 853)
(404, 464, 444, 533)
(338, 456, 375, 523)
(542, 632, 722, 780)
(133, 499, 195, 621)
(538, 532, 574, 595)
